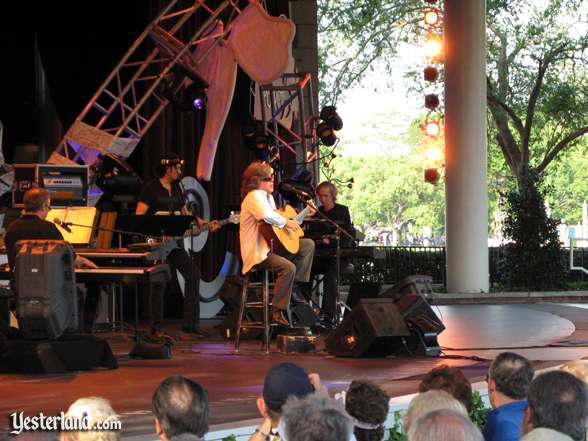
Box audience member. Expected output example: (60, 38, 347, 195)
(249, 362, 314, 441)
(344, 380, 389, 441)
(407, 409, 483, 441)
(484, 352, 534, 441)
(418, 364, 473, 412)
(404, 389, 468, 433)
(59, 397, 120, 441)
(152, 375, 209, 441)
(521, 370, 588, 441)
(279, 394, 352, 441)
(560, 359, 588, 384)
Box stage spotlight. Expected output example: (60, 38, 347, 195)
(425, 120, 441, 137)
(423, 34, 443, 58)
(425, 94, 440, 110)
(317, 121, 337, 146)
(320, 106, 343, 131)
(424, 8, 440, 26)
(424, 168, 440, 185)
(242, 120, 270, 155)
(425, 145, 443, 162)
(424, 66, 439, 82)
(184, 83, 207, 111)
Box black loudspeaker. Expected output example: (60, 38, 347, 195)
(0, 335, 118, 374)
(325, 299, 410, 357)
(290, 303, 319, 327)
(15, 240, 78, 340)
(380, 274, 444, 356)
(346, 282, 382, 312)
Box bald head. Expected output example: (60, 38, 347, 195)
(152, 375, 209, 440)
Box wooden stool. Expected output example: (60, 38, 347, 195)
(234, 268, 274, 354)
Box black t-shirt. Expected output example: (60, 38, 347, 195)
(306, 203, 355, 247)
(137, 179, 184, 214)
(4, 214, 64, 269)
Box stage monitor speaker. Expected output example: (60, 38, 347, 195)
(325, 299, 410, 357)
(380, 274, 444, 356)
(346, 282, 382, 312)
(0, 335, 118, 374)
(15, 240, 78, 340)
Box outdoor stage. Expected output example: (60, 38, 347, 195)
(2, 303, 588, 439)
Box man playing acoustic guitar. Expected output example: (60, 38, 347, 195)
(239, 161, 315, 326)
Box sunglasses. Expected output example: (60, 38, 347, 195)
(261, 176, 274, 182)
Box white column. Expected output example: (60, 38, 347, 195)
(444, 0, 489, 292)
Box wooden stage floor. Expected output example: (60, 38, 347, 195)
(2, 303, 588, 438)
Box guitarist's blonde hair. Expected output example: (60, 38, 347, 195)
(241, 161, 273, 200)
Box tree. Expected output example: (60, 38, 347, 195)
(319, 0, 588, 185)
(318, 0, 422, 106)
(498, 169, 566, 290)
(486, 0, 588, 187)
(328, 153, 445, 244)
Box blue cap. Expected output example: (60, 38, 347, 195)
(263, 362, 313, 412)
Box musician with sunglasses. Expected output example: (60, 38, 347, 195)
(239, 161, 315, 326)
(136, 152, 219, 337)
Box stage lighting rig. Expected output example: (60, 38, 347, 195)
(242, 120, 271, 159)
(316, 106, 343, 147)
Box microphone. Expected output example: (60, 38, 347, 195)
(280, 183, 312, 199)
(53, 217, 72, 233)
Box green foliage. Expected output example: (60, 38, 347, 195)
(221, 436, 237, 441)
(498, 169, 567, 290)
(327, 153, 445, 241)
(469, 390, 490, 431)
(385, 411, 406, 441)
(383, 391, 491, 441)
(318, 0, 423, 106)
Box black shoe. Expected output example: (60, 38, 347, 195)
(182, 325, 211, 338)
(319, 314, 337, 329)
(272, 310, 289, 326)
(291, 287, 309, 305)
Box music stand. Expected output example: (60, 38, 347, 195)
(116, 215, 194, 243)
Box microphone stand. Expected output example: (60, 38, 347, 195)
(304, 200, 357, 326)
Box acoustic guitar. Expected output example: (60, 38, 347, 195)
(260, 205, 312, 255)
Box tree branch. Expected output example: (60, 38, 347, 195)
(487, 79, 525, 136)
(523, 43, 569, 164)
(536, 126, 588, 174)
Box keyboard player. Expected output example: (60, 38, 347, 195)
(4, 188, 100, 333)
(304, 181, 355, 326)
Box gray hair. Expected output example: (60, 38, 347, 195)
(404, 390, 468, 433)
(490, 352, 534, 400)
(407, 409, 483, 441)
(279, 394, 353, 441)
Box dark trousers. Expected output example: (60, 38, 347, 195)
(310, 257, 338, 319)
(152, 248, 201, 329)
(81, 283, 102, 331)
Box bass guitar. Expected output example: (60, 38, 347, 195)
(128, 212, 240, 259)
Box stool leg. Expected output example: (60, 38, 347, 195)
(263, 270, 270, 354)
(235, 275, 248, 352)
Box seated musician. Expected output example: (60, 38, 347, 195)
(239, 161, 315, 326)
(4, 188, 99, 332)
(305, 181, 355, 326)
(136, 152, 219, 337)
